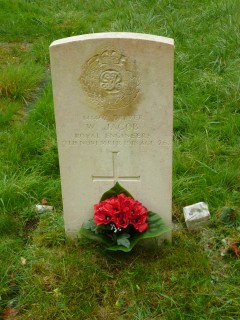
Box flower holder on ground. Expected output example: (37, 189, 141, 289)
(80, 182, 170, 252)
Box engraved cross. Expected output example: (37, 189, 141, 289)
(92, 151, 140, 185)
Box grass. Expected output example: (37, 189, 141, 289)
(0, 0, 240, 319)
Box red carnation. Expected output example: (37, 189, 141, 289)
(129, 200, 148, 232)
(94, 196, 120, 225)
(94, 193, 148, 232)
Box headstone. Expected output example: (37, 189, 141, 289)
(183, 202, 211, 230)
(50, 32, 174, 238)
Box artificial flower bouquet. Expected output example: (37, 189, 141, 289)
(80, 182, 170, 252)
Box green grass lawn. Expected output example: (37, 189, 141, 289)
(0, 0, 240, 319)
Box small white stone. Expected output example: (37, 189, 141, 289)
(35, 204, 54, 213)
(183, 202, 210, 230)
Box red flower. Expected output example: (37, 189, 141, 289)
(129, 200, 148, 232)
(94, 193, 148, 232)
(94, 197, 120, 225)
(93, 205, 113, 225)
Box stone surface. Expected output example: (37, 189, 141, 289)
(35, 205, 54, 213)
(183, 202, 211, 230)
(50, 32, 174, 237)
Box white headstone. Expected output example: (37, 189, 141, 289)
(50, 32, 174, 238)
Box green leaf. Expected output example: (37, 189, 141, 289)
(79, 227, 112, 246)
(80, 212, 170, 252)
(107, 212, 170, 252)
(82, 219, 98, 233)
(100, 182, 134, 201)
(117, 233, 131, 248)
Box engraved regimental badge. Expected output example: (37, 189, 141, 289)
(80, 49, 140, 111)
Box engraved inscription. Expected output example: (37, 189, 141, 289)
(62, 140, 153, 146)
(82, 114, 143, 121)
(61, 114, 171, 148)
(103, 123, 139, 131)
(80, 49, 140, 111)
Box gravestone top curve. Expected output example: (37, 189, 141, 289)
(50, 32, 174, 47)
